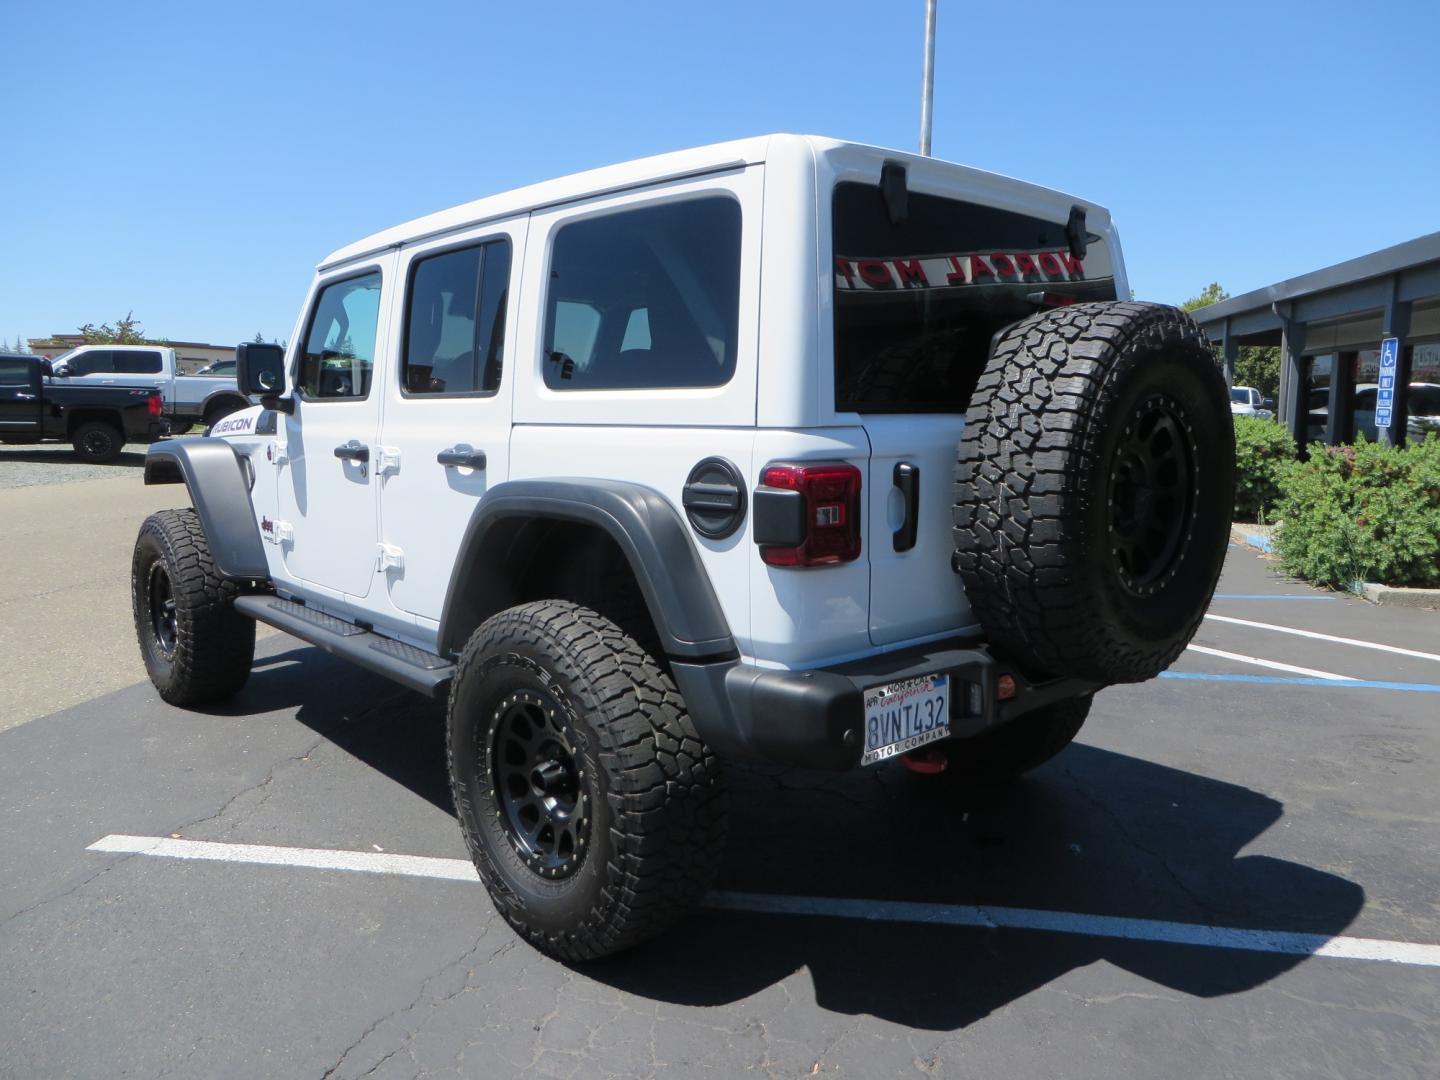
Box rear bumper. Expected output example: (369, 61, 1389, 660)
(671, 638, 1098, 770)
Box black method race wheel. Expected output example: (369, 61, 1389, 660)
(448, 600, 727, 962)
(491, 686, 590, 880)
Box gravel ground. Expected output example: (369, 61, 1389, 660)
(0, 442, 151, 489)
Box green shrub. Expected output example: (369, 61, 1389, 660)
(1232, 414, 1295, 522)
(1273, 433, 1440, 589)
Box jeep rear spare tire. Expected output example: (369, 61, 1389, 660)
(953, 301, 1233, 684)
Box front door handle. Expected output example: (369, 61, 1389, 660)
(893, 461, 919, 552)
(334, 441, 369, 462)
(437, 447, 486, 470)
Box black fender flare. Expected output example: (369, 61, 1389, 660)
(437, 479, 737, 662)
(144, 439, 269, 580)
(199, 389, 251, 421)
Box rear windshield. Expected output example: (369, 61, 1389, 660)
(832, 181, 1117, 413)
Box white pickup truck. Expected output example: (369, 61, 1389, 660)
(49, 344, 249, 432)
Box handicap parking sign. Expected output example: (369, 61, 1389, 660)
(1376, 337, 1400, 428)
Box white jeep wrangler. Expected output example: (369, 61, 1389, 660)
(131, 135, 1233, 960)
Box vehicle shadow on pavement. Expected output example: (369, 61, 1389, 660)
(0, 447, 147, 467)
(588, 747, 1367, 1030)
(208, 647, 455, 813)
(223, 654, 1365, 1031)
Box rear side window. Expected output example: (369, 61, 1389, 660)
(0, 359, 31, 387)
(298, 272, 383, 399)
(832, 182, 1118, 413)
(402, 238, 511, 395)
(113, 350, 163, 374)
(543, 196, 741, 390)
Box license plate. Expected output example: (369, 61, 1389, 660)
(861, 673, 949, 766)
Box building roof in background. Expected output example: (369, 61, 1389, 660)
(1193, 231, 1440, 325)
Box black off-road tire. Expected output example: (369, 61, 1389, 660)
(448, 600, 728, 962)
(943, 695, 1092, 784)
(131, 509, 256, 705)
(953, 302, 1234, 684)
(72, 420, 124, 463)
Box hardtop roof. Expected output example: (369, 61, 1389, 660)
(318, 133, 1111, 272)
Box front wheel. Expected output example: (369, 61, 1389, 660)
(131, 509, 255, 705)
(448, 600, 728, 962)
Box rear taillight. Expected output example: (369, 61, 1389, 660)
(757, 462, 863, 566)
(147, 394, 163, 418)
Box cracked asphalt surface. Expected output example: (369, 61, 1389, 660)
(2, 504, 1439, 1077)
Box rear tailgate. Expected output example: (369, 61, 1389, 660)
(828, 170, 1120, 646)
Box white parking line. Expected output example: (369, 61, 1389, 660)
(88, 835, 1440, 969)
(1204, 614, 1440, 663)
(1184, 644, 1357, 681)
(87, 834, 480, 881)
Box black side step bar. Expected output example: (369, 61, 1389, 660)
(234, 596, 455, 699)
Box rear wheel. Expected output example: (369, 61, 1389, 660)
(131, 509, 255, 705)
(943, 695, 1092, 784)
(72, 421, 124, 463)
(448, 601, 727, 961)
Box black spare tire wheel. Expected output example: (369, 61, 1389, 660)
(953, 301, 1233, 684)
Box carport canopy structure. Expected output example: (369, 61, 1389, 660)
(1191, 231, 1440, 448)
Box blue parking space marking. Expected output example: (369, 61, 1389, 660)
(1211, 594, 1338, 602)
(1160, 672, 1440, 693)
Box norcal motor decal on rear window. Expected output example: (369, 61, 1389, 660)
(835, 248, 1086, 291)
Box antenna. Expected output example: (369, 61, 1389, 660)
(919, 0, 937, 156)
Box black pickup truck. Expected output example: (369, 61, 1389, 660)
(0, 353, 164, 462)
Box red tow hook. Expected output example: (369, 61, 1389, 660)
(900, 747, 948, 774)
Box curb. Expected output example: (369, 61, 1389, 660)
(1229, 523, 1274, 553)
(1359, 583, 1440, 611)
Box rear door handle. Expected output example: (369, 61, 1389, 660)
(893, 461, 919, 552)
(437, 447, 486, 469)
(333, 441, 369, 462)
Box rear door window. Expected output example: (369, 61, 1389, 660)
(832, 182, 1118, 413)
(113, 350, 163, 374)
(402, 239, 511, 395)
(0, 359, 32, 387)
(542, 196, 741, 390)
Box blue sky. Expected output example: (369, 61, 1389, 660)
(4, 0, 1438, 349)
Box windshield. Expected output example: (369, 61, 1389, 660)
(1230, 387, 1251, 404)
(832, 182, 1117, 413)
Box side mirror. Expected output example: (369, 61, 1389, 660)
(39, 359, 54, 377)
(1263, 397, 1275, 410)
(235, 342, 290, 411)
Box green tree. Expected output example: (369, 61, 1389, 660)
(76, 311, 168, 345)
(253, 332, 266, 343)
(1181, 283, 1230, 312)
(1235, 345, 1281, 401)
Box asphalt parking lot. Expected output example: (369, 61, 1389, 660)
(2, 461, 1438, 1079)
